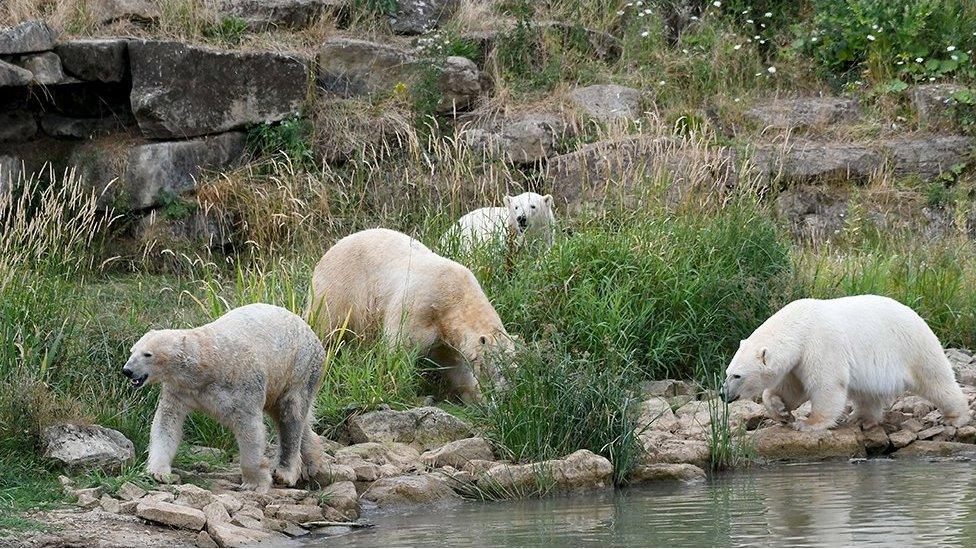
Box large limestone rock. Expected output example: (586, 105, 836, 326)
(638, 430, 710, 467)
(15, 52, 65, 85)
(41, 423, 135, 473)
(746, 97, 859, 130)
(0, 112, 38, 142)
(568, 84, 641, 122)
(481, 449, 613, 495)
(750, 425, 865, 461)
(912, 84, 968, 126)
(947, 348, 976, 385)
(0, 20, 57, 55)
(637, 397, 678, 432)
(879, 135, 973, 179)
(91, 0, 161, 25)
(136, 500, 207, 531)
(71, 131, 245, 210)
(207, 521, 277, 547)
(218, 0, 341, 30)
(334, 442, 422, 472)
(752, 140, 881, 182)
(361, 473, 459, 507)
(388, 0, 459, 35)
(630, 462, 705, 484)
(421, 437, 495, 468)
(461, 113, 568, 164)
(0, 59, 33, 86)
(347, 406, 472, 451)
(55, 39, 128, 83)
(129, 41, 309, 138)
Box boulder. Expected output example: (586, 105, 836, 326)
(334, 442, 422, 471)
(360, 473, 459, 507)
(202, 501, 231, 526)
(752, 141, 881, 182)
(74, 488, 102, 509)
(117, 481, 147, 501)
(568, 84, 641, 122)
(893, 440, 976, 458)
(91, 0, 160, 25)
(912, 84, 969, 126)
(947, 349, 976, 386)
(421, 437, 495, 468)
(629, 462, 705, 484)
(40, 115, 126, 139)
(726, 400, 766, 431)
(16, 52, 65, 85)
(55, 39, 128, 83)
(99, 494, 121, 513)
(0, 111, 38, 142)
(174, 484, 220, 510)
(129, 41, 309, 138)
(637, 397, 678, 432)
(70, 131, 246, 211)
(347, 406, 472, 451)
(387, 0, 459, 35)
(642, 379, 693, 398)
(207, 522, 277, 547)
(638, 430, 710, 467)
(218, 0, 341, 30)
(321, 481, 358, 513)
(890, 395, 935, 418)
(0, 20, 57, 55)
(461, 113, 568, 164)
(773, 184, 848, 240)
(862, 425, 890, 453)
(750, 425, 865, 461)
(879, 135, 973, 179)
(41, 423, 135, 473)
(481, 449, 613, 495)
(273, 503, 323, 523)
(436, 56, 483, 113)
(136, 500, 207, 531)
(0, 59, 33, 86)
(746, 97, 859, 130)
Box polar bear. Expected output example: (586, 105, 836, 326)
(442, 192, 556, 253)
(721, 295, 970, 432)
(306, 228, 515, 402)
(123, 304, 326, 492)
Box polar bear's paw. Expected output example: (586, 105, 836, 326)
(273, 465, 301, 487)
(792, 418, 832, 432)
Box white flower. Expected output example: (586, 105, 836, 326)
(644, 8, 652, 13)
(952, 54, 959, 61)
(733, 44, 742, 50)
(641, 30, 650, 37)
(759, 40, 766, 44)
(929, 77, 936, 81)
(767, 66, 776, 74)
(866, 35, 875, 41)
(947, 45, 957, 52)
(682, 48, 689, 53)
(734, 98, 741, 102)
(746, 19, 754, 23)
(896, 61, 904, 65)
(764, 11, 772, 17)
(616, 10, 624, 15)
(810, 36, 818, 42)
(658, 80, 666, 85)
(713, 1, 721, 6)
(637, 12, 644, 17)
(754, 35, 760, 40)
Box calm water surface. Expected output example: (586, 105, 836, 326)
(308, 459, 976, 547)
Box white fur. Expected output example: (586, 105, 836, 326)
(722, 295, 970, 431)
(442, 192, 556, 252)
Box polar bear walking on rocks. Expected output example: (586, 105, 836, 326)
(123, 304, 327, 492)
(307, 228, 515, 403)
(443, 192, 556, 253)
(721, 295, 970, 432)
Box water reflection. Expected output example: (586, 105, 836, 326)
(306, 460, 976, 547)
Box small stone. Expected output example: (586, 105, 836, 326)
(16, 52, 65, 85)
(215, 493, 244, 514)
(207, 521, 276, 547)
(99, 494, 121, 513)
(146, 490, 176, 503)
(136, 500, 207, 531)
(281, 523, 309, 537)
(231, 512, 263, 530)
(917, 425, 946, 440)
(74, 488, 101, 509)
(568, 84, 641, 122)
(889, 429, 918, 448)
(902, 418, 925, 433)
(862, 425, 890, 453)
(117, 481, 147, 501)
(196, 530, 219, 548)
(274, 504, 323, 523)
(119, 499, 141, 514)
(174, 484, 219, 509)
(203, 501, 231, 526)
(322, 481, 358, 512)
(266, 488, 310, 501)
(57, 475, 74, 490)
(956, 425, 976, 444)
(264, 504, 281, 517)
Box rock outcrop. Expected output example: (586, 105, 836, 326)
(41, 423, 135, 474)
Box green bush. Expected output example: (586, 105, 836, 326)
(796, 0, 976, 83)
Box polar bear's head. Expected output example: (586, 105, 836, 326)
(503, 192, 555, 235)
(721, 339, 776, 403)
(123, 329, 193, 389)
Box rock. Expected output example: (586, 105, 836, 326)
(55, 39, 128, 83)
(879, 135, 973, 179)
(630, 462, 706, 483)
(335, 442, 422, 471)
(421, 437, 495, 468)
(119, 499, 141, 514)
(117, 481, 147, 501)
(436, 56, 484, 113)
(750, 425, 865, 461)
(462, 113, 567, 164)
(0, 155, 21, 189)
(726, 399, 766, 431)
(638, 431, 710, 467)
(71, 131, 246, 211)
(40, 115, 125, 139)
(214, 493, 244, 514)
(347, 406, 472, 451)
(916, 425, 946, 440)
(894, 440, 976, 458)
(548, 135, 738, 213)
(746, 97, 859, 130)
(197, 531, 219, 548)
(641, 379, 693, 398)
(16, 52, 65, 85)
(482, 449, 613, 495)
(0, 111, 37, 142)
(129, 41, 309, 138)
(568, 84, 641, 122)
(41, 423, 135, 474)
(136, 500, 207, 531)
(0, 20, 57, 55)
(956, 425, 976, 444)
(74, 488, 102, 509)
(387, 0, 459, 34)
(265, 488, 311, 501)
(361, 473, 459, 507)
(99, 494, 121, 513)
(218, 0, 341, 30)
(203, 501, 231, 526)
(637, 397, 678, 432)
(912, 84, 968, 126)
(753, 140, 881, 182)
(207, 522, 276, 547)
(892, 396, 935, 419)
(174, 484, 219, 510)
(901, 418, 925, 433)
(322, 481, 358, 513)
(91, 0, 160, 25)
(773, 184, 848, 240)
(273, 504, 323, 523)
(862, 425, 890, 453)
(309, 462, 357, 485)
(0, 59, 33, 86)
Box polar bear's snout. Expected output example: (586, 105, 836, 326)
(721, 374, 743, 403)
(122, 357, 150, 388)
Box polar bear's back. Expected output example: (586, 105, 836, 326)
(444, 207, 511, 250)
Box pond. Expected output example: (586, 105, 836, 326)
(304, 459, 976, 547)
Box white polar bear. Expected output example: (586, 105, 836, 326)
(307, 228, 515, 403)
(721, 295, 970, 432)
(442, 192, 555, 253)
(123, 304, 327, 492)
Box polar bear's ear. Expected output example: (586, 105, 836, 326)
(544, 194, 554, 208)
(759, 348, 768, 365)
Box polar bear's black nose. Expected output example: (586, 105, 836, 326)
(516, 215, 527, 228)
(122, 367, 134, 379)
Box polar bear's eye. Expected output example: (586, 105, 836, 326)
(143, 352, 153, 358)
(731, 374, 741, 379)
(531, 205, 536, 209)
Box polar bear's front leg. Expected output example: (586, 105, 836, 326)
(147, 389, 187, 483)
(762, 389, 791, 422)
(794, 389, 846, 432)
(233, 412, 272, 493)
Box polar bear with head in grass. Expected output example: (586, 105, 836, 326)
(443, 192, 555, 253)
(721, 295, 971, 431)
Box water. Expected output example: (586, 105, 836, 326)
(306, 459, 976, 547)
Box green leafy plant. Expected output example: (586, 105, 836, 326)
(204, 16, 249, 46)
